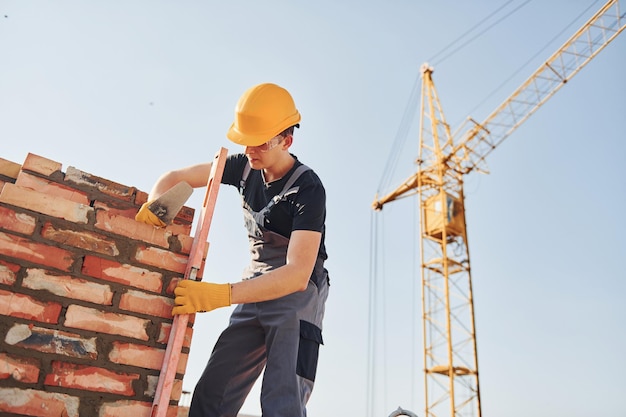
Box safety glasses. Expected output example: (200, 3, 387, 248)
(250, 135, 284, 152)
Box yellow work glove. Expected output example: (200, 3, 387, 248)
(172, 280, 232, 315)
(135, 202, 166, 227)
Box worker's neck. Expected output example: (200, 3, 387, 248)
(263, 153, 295, 183)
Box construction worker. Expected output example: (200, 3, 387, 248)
(136, 82, 330, 417)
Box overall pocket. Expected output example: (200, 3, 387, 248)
(297, 320, 324, 382)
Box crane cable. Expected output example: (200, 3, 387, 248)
(376, 74, 421, 196)
(367, 183, 422, 417)
(369, 1, 557, 415)
(428, 0, 532, 67)
(369, 1, 614, 414)
(462, 0, 603, 124)
(366, 209, 386, 417)
(376, 0, 534, 198)
(378, 0, 603, 199)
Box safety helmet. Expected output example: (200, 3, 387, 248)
(227, 83, 301, 147)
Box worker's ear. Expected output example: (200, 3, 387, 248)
(282, 134, 293, 149)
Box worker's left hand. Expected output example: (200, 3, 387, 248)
(135, 202, 166, 227)
(172, 280, 232, 315)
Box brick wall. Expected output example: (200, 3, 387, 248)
(0, 153, 198, 417)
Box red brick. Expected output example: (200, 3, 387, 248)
(0, 231, 75, 271)
(165, 277, 180, 295)
(119, 289, 173, 318)
(65, 166, 136, 202)
(98, 400, 185, 417)
(0, 183, 93, 223)
(0, 289, 62, 323)
(81, 255, 163, 293)
(176, 352, 189, 376)
(23, 267, 114, 305)
(45, 361, 139, 396)
(22, 153, 62, 176)
(0, 387, 79, 417)
(98, 400, 152, 417)
(15, 171, 90, 204)
(155, 205, 195, 227)
(145, 375, 184, 402)
(41, 222, 120, 257)
(64, 304, 150, 341)
(0, 157, 21, 179)
(94, 206, 194, 253)
(172, 406, 188, 417)
(0, 154, 199, 413)
(174, 205, 195, 226)
(0, 259, 20, 285)
(160, 221, 195, 247)
(178, 232, 194, 254)
(94, 200, 141, 220)
(0, 205, 36, 235)
(134, 245, 189, 274)
(5, 323, 98, 360)
(0, 353, 40, 383)
(95, 209, 171, 249)
(136, 190, 149, 205)
(109, 341, 166, 371)
(157, 322, 193, 348)
(157, 322, 169, 344)
(170, 379, 185, 404)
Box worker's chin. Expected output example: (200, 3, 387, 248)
(247, 158, 263, 169)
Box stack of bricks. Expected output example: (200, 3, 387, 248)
(0, 153, 199, 417)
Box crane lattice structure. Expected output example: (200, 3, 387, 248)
(372, 2, 624, 417)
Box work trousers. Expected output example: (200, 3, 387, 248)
(188, 271, 328, 417)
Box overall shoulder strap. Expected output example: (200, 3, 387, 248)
(240, 163, 252, 190)
(253, 164, 311, 225)
(278, 164, 310, 196)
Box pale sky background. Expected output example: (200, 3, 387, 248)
(1, 1, 625, 417)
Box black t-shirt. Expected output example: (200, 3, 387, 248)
(221, 153, 328, 260)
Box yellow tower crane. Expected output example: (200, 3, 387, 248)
(372, 2, 625, 417)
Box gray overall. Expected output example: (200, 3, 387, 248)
(189, 164, 330, 417)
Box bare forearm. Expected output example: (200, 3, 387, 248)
(148, 163, 213, 200)
(148, 172, 180, 200)
(230, 264, 310, 304)
(230, 230, 321, 304)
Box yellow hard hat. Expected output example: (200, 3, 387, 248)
(227, 83, 301, 147)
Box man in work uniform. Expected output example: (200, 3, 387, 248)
(136, 82, 330, 417)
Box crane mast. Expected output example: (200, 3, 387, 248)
(372, 2, 624, 417)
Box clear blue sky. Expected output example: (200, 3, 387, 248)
(1, 2, 624, 416)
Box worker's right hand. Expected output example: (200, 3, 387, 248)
(172, 280, 232, 315)
(135, 202, 166, 227)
